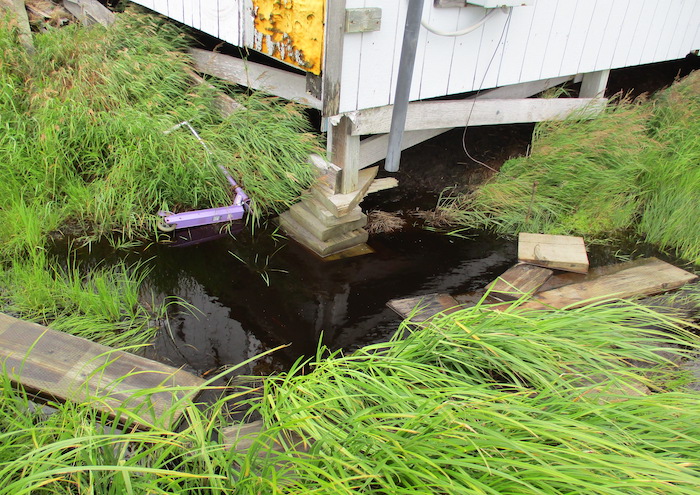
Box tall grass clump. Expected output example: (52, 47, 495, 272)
(639, 73, 700, 264)
(1, 301, 698, 493)
(435, 71, 700, 263)
(0, 8, 321, 247)
(0, 251, 171, 347)
(238, 301, 700, 494)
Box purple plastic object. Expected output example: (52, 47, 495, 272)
(157, 121, 250, 232)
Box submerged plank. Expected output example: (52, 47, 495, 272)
(487, 263, 553, 300)
(520, 258, 697, 310)
(387, 293, 461, 322)
(0, 313, 204, 428)
(518, 233, 590, 273)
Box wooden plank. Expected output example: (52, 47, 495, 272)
(519, 0, 557, 83)
(579, 70, 610, 99)
(0, 313, 204, 428)
(221, 419, 310, 454)
(350, 97, 607, 135)
(311, 166, 378, 218)
(416, 2, 460, 99)
(279, 212, 368, 257)
(518, 233, 589, 274)
(496, 1, 537, 87)
(387, 293, 462, 322)
(331, 115, 360, 193)
(323, 0, 347, 115)
(536, 258, 660, 293)
(366, 177, 399, 195)
(358, 75, 572, 168)
(577, 1, 614, 74)
(323, 243, 375, 261)
(521, 258, 697, 310)
(486, 263, 553, 301)
(189, 48, 322, 110)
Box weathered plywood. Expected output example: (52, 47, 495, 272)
(252, 0, 324, 75)
(521, 258, 697, 310)
(0, 313, 204, 428)
(518, 233, 589, 274)
(387, 293, 462, 322)
(487, 263, 553, 301)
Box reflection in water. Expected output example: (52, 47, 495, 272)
(137, 226, 516, 374)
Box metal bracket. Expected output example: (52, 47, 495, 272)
(345, 8, 382, 33)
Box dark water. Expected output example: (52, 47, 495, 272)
(134, 223, 517, 376)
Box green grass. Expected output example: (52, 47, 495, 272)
(434, 72, 700, 264)
(0, 8, 321, 250)
(0, 8, 321, 345)
(1, 301, 698, 493)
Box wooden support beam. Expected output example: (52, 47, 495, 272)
(189, 48, 322, 110)
(1, 0, 34, 54)
(331, 115, 361, 193)
(350, 97, 607, 135)
(579, 70, 610, 98)
(357, 75, 574, 168)
(63, 0, 115, 27)
(322, 0, 347, 116)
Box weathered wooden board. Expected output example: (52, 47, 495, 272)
(189, 48, 322, 110)
(519, 258, 697, 310)
(311, 166, 378, 218)
(387, 293, 462, 322)
(0, 313, 204, 428)
(279, 211, 369, 258)
(350, 97, 607, 135)
(486, 263, 553, 301)
(518, 233, 589, 274)
(221, 419, 310, 454)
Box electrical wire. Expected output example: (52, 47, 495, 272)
(420, 8, 500, 37)
(461, 7, 513, 173)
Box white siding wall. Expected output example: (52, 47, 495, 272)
(131, 0, 700, 114)
(338, 0, 700, 112)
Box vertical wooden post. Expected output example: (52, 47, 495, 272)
(322, 0, 347, 117)
(331, 116, 360, 194)
(579, 69, 610, 98)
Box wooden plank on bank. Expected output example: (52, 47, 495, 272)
(519, 258, 697, 310)
(387, 293, 462, 322)
(487, 263, 554, 301)
(518, 233, 590, 274)
(0, 313, 204, 428)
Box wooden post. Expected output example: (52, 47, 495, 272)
(322, 0, 347, 117)
(331, 116, 360, 194)
(1, 0, 35, 54)
(579, 69, 610, 98)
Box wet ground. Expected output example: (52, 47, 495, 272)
(76, 57, 699, 379)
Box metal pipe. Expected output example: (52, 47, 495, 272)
(385, 0, 425, 173)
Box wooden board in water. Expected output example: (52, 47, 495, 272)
(387, 293, 462, 322)
(487, 263, 553, 300)
(0, 313, 204, 429)
(520, 257, 697, 310)
(518, 233, 589, 273)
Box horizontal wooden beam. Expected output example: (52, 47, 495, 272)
(189, 48, 322, 110)
(357, 75, 575, 168)
(351, 97, 607, 136)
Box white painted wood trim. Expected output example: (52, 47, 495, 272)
(189, 49, 322, 110)
(358, 74, 575, 168)
(579, 70, 610, 98)
(350, 97, 607, 136)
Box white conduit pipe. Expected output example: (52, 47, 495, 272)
(420, 7, 503, 37)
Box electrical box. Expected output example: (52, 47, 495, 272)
(435, 1, 533, 8)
